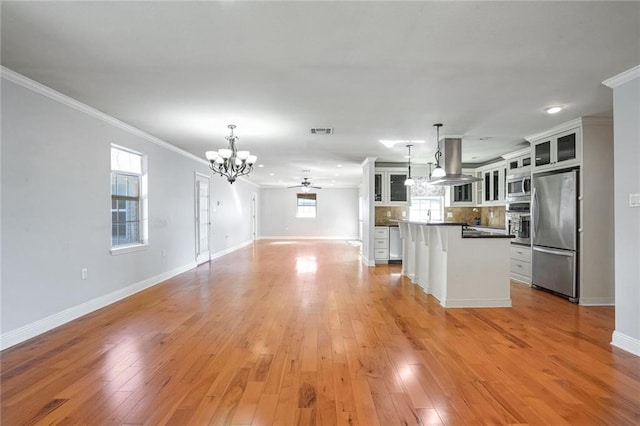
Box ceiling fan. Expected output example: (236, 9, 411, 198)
(288, 177, 322, 192)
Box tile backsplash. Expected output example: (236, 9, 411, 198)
(445, 206, 505, 229)
(374, 206, 408, 225)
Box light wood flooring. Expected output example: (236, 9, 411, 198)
(1, 240, 639, 425)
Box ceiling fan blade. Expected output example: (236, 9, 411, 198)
(287, 185, 302, 189)
(310, 186, 322, 189)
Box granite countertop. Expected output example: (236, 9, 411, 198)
(471, 224, 508, 231)
(394, 220, 467, 226)
(461, 232, 514, 239)
(393, 220, 513, 239)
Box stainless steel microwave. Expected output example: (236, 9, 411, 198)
(506, 173, 531, 201)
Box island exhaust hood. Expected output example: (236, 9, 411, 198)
(429, 137, 482, 186)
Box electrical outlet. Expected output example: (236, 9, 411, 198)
(401, 211, 406, 217)
(630, 193, 640, 208)
(447, 212, 453, 218)
(162, 249, 166, 257)
(386, 211, 391, 217)
(81, 268, 88, 280)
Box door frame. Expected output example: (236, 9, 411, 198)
(195, 172, 211, 265)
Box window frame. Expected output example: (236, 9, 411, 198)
(296, 193, 317, 219)
(110, 145, 148, 255)
(409, 196, 444, 222)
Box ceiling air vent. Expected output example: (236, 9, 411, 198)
(310, 128, 334, 135)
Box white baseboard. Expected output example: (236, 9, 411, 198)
(441, 298, 512, 308)
(0, 262, 196, 351)
(259, 236, 358, 240)
(611, 331, 640, 357)
(579, 297, 615, 306)
(510, 275, 531, 286)
(210, 240, 254, 260)
(360, 253, 375, 267)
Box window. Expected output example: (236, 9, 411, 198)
(410, 196, 443, 222)
(296, 193, 317, 218)
(111, 146, 147, 250)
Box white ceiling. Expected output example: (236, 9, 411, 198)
(2, 1, 639, 188)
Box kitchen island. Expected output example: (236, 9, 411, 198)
(397, 220, 514, 308)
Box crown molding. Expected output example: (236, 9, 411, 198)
(525, 118, 582, 142)
(1, 66, 208, 166)
(603, 65, 640, 88)
(501, 147, 532, 160)
(525, 116, 613, 142)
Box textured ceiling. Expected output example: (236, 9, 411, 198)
(2, 1, 639, 187)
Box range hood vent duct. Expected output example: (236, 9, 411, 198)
(429, 137, 482, 186)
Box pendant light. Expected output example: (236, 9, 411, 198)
(431, 123, 446, 178)
(404, 144, 415, 186)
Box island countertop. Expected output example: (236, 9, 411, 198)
(393, 220, 466, 226)
(395, 220, 512, 308)
(394, 220, 514, 239)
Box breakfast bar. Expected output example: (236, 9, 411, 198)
(397, 220, 514, 308)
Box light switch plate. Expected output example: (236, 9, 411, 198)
(630, 193, 640, 208)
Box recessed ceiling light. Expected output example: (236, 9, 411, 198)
(337, 164, 343, 168)
(258, 164, 265, 168)
(545, 105, 563, 114)
(269, 173, 275, 176)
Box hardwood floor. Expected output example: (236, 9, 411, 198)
(2, 240, 639, 425)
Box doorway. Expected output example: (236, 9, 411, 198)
(252, 192, 258, 241)
(195, 173, 211, 265)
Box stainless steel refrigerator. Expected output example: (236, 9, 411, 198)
(531, 169, 579, 302)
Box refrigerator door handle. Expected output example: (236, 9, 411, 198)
(531, 187, 539, 239)
(533, 246, 574, 257)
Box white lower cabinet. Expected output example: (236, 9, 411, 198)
(374, 226, 390, 262)
(510, 245, 532, 284)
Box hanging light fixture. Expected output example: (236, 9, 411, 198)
(205, 124, 257, 184)
(431, 123, 446, 178)
(404, 144, 415, 186)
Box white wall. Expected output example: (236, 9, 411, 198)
(259, 187, 358, 239)
(0, 72, 255, 348)
(606, 67, 640, 356)
(361, 158, 376, 266)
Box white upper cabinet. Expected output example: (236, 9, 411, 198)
(503, 147, 533, 175)
(450, 168, 476, 206)
(530, 127, 581, 172)
(477, 160, 507, 205)
(374, 168, 409, 205)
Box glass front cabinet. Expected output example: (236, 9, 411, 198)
(450, 168, 476, 206)
(374, 169, 409, 205)
(531, 128, 581, 172)
(479, 161, 506, 205)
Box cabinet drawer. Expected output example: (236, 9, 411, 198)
(510, 259, 532, 278)
(510, 245, 532, 262)
(374, 238, 389, 248)
(374, 248, 389, 260)
(374, 227, 389, 238)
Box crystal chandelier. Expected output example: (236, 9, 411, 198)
(205, 125, 257, 184)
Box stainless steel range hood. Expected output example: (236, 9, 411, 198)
(429, 137, 482, 186)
